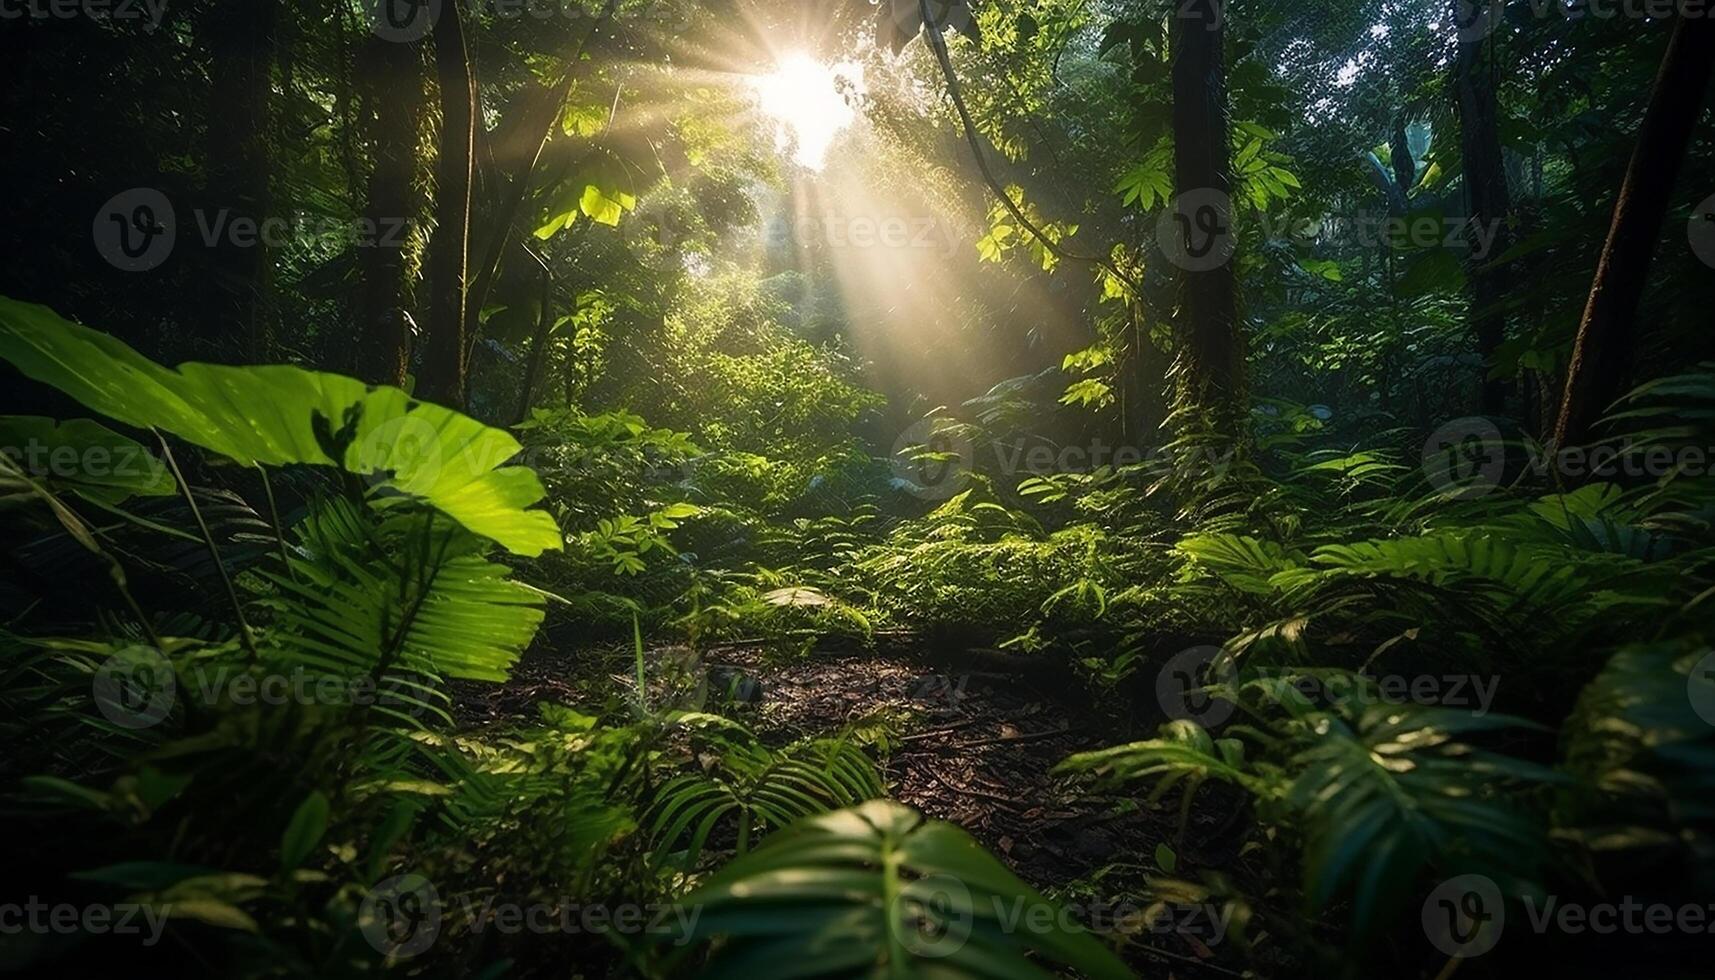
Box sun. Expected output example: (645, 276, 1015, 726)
(750, 53, 863, 170)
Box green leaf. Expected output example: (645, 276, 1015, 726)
(157, 899, 258, 933)
(1154, 841, 1177, 873)
(279, 791, 331, 873)
(266, 497, 545, 686)
(0, 297, 561, 556)
(0, 416, 176, 503)
(663, 799, 1133, 980)
(70, 862, 219, 890)
(580, 184, 635, 227)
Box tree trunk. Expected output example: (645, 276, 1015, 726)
(468, 68, 577, 332)
(355, 36, 430, 388)
(1452, 0, 1514, 415)
(515, 264, 555, 424)
(1554, 14, 1715, 447)
(418, 0, 477, 408)
(1169, 0, 1247, 441)
(1390, 113, 1415, 197)
(200, 0, 276, 362)
(465, 0, 618, 342)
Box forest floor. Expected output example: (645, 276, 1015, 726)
(453, 641, 1258, 976)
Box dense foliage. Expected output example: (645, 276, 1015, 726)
(2, 0, 1712, 978)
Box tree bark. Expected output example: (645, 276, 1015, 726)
(1554, 14, 1715, 448)
(1452, 0, 1514, 415)
(355, 36, 430, 388)
(515, 263, 554, 424)
(465, 0, 619, 344)
(418, 0, 477, 408)
(200, 0, 276, 362)
(1390, 114, 1415, 198)
(1170, 0, 1247, 440)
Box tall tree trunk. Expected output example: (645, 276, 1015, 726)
(355, 36, 430, 388)
(1452, 0, 1514, 415)
(465, 0, 619, 340)
(1554, 14, 1715, 447)
(1170, 0, 1247, 441)
(201, 0, 276, 362)
(418, 0, 477, 408)
(1390, 113, 1415, 197)
(515, 264, 554, 425)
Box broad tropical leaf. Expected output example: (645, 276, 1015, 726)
(662, 799, 1132, 980)
(0, 297, 560, 555)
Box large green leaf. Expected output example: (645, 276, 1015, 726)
(262, 498, 545, 697)
(1287, 705, 1559, 939)
(663, 799, 1133, 980)
(0, 297, 559, 555)
(0, 415, 176, 504)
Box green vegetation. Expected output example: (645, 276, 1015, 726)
(2, 1, 1713, 978)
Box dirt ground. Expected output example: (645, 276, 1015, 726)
(452, 642, 1256, 976)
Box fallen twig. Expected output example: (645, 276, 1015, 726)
(949, 725, 1072, 750)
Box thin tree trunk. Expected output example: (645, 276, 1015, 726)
(1170, 0, 1247, 440)
(1452, 0, 1514, 415)
(355, 36, 430, 387)
(418, 0, 477, 408)
(1390, 113, 1415, 200)
(1554, 14, 1715, 447)
(515, 263, 554, 424)
(201, 0, 276, 362)
(465, 0, 619, 336)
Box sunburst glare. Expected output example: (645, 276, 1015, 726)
(749, 53, 863, 170)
